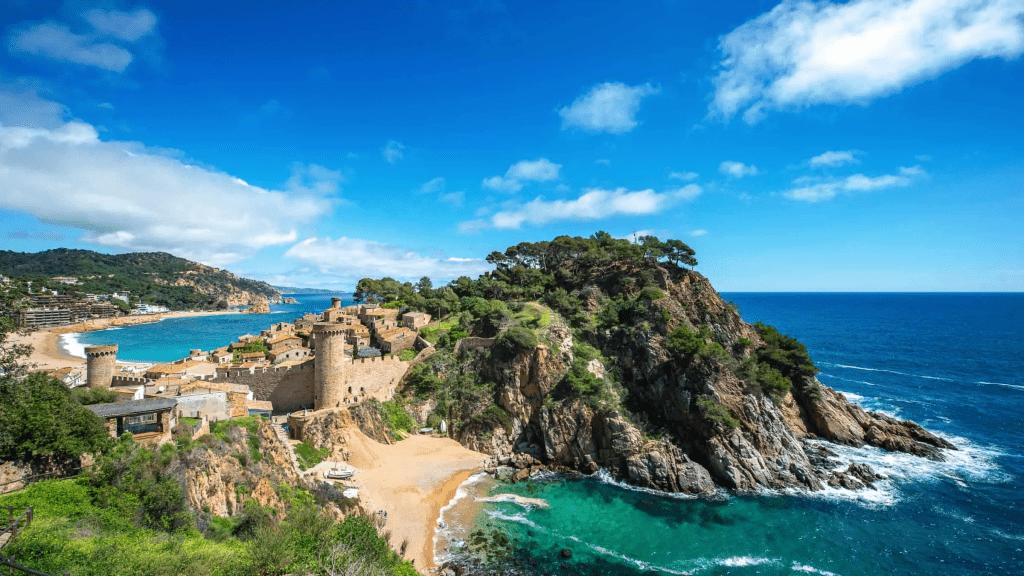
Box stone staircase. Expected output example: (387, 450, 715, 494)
(270, 421, 302, 473)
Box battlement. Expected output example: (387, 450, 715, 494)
(111, 374, 147, 386)
(349, 354, 404, 366)
(313, 322, 348, 337)
(85, 344, 118, 357)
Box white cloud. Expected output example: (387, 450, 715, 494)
(284, 237, 491, 284)
(285, 162, 343, 195)
(595, 158, 611, 165)
(669, 170, 699, 181)
(0, 91, 332, 266)
(8, 22, 133, 72)
(83, 8, 157, 42)
(419, 177, 446, 194)
(559, 82, 659, 134)
(506, 158, 560, 181)
(482, 158, 561, 193)
(808, 150, 861, 168)
(439, 191, 465, 206)
(783, 165, 926, 202)
(719, 160, 759, 178)
(690, 229, 708, 237)
(382, 140, 404, 164)
(711, 0, 1024, 122)
(465, 184, 701, 230)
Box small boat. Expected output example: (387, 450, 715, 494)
(324, 467, 355, 480)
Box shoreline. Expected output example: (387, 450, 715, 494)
(9, 309, 245, 371)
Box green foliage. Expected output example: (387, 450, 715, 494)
(232, 340, 269, 361)
(754, 364, 792, 403)
(0, 372, 111, 463)
(497, 325, 538, 351)
(294, 441, 330, 471)
(419, 318, 457, 345)
(638, 285, 665, 301)
(87, 435, 194, 532)
(378, 398, 417, 439)
(696, 396, 741, 429)
(562, 357, 606, 400)
(666, 325, 705, 357)
(751, 322, 820, 401)
(0, 248, 279, 311)
(398, 348, 417, 361)
(71, 385, 120, 405)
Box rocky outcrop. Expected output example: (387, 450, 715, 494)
(440, 268, 955, 495)
(169, 419, 299, 517)
(244, 298, 272, 314)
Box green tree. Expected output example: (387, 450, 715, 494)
(0, 372, 111, 463)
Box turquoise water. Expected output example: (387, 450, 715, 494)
(71, 293, 351, 362)
(462, 293, 1024, 575)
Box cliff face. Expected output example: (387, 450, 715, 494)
(442, 268, 953, 494)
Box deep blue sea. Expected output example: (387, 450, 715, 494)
(69, 293, 352, 362)
(450, 293, 1024, 575)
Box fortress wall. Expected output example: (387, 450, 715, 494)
(174, 392, 228, 420)
(211, 360, 315, 413)
(340, 356, 410, 404)
(454, 337, 496, 355)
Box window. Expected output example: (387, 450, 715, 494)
(127, 413, 157, 425)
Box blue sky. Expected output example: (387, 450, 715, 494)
(1, 0, 1021, 291)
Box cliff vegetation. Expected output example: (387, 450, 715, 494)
(0, 248, 280, 310)
(358, 231, 954, 494)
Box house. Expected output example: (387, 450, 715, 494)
(267, 346, 310, 363)
(88, 398, 178, 443)
(240, 352, 266, 363)
(266, 334, 302, 351)
(211, 350, 233, 364)
(379, 327, 416, 354)
(402, 311, 432, 330)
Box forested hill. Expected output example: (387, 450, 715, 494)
(0, 249, 280, 310)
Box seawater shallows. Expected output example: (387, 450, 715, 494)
(69, 294, 352, 363)
(456, 294, 1024, 575)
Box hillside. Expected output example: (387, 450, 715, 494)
(355, 232, 954, 494)
(0, 249, 280, 311)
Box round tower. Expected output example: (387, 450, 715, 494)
(85, 344, 118, 389)
(330, 297, 342, 309)
(313, 323, 347, 410)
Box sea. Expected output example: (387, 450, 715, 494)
(70, 292, 1024, 574)
(67, 293, 353, 362)
(439, 293, 1024, 575)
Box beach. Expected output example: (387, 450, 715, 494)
(9, 310, 242, 371)
(305, 427, 488, 572)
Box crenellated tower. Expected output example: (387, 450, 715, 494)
(85, 344, 118, 388)
(313, 322, 347, 410)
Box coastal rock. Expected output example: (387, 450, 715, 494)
(244, 298, 272, 314)
(438, 267, 953, 495)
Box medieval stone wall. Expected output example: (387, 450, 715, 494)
(210, 360, 315, 413)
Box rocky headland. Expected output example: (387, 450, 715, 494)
(388, 235, 954, 495)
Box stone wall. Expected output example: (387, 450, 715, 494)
(211, 360, 316, 413)
(174, 391, 228, 419)
(339, 355, 410, 405)
(454, 337, 496, 355)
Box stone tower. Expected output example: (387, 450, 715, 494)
(85, 344, 118, 388)
(330, 297, 342, 309)
(313, 323, 346, 410)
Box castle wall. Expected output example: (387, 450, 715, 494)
(338, 355, 410, 404)
(210, 360, 315, 413)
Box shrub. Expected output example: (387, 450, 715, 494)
(497, 325, 538, 351)
(398, 349, 417, 361)
(379, 399, 416, 438)
(696, 396, 740, 429)
(666, 325, 704, 357)
(71, 386, 119, 405)
(638, 286, 665, 301)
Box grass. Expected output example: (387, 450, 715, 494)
(294, 441, 329, 471)
(514, 302, 552, 329)
(179, 417, 200, 427)
(419, 318, 458, 344)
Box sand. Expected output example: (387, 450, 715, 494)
(307, 426, 488, 573)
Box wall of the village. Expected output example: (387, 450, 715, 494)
(339, 356, 410, 404)
(212, 360, 316, 413)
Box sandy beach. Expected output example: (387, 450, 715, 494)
(305, 425, 488, 572)
(8, 310, 242, 371)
